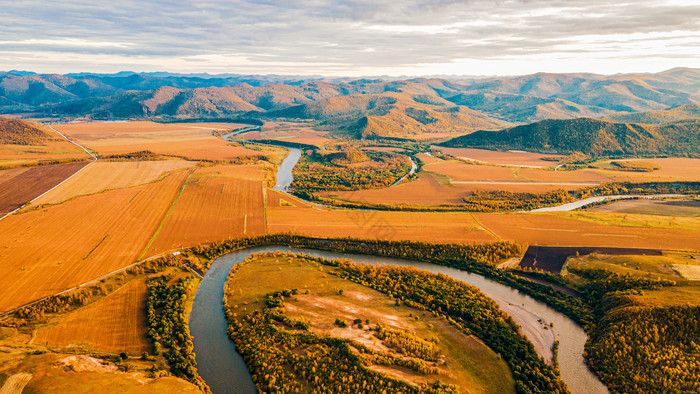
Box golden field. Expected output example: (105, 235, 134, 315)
(35, 279, 150, 354)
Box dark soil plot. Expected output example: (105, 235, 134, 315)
(0, 162, 88, 214)
(519, 246, 663, 274)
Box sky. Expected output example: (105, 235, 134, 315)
(1, 0, 699, 77)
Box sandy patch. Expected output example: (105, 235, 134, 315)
(672, 264, 700, 280)
(58, 355, 118, 373)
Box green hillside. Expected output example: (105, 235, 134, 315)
(441, 117, 700, 158)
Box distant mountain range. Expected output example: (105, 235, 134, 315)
(1, 68, 699, 139)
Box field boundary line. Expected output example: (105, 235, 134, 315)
(469, 213, 502, 241)
(0, 125, 98, 222)
(137, 168, 195, 261)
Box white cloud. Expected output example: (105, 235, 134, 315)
(0, 0, 698, 76)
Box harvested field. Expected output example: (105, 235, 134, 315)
(54, 121, 261, 161)
(594, 158, 700, 182)
(267, 205, 497, 243)
(35, 280, 150, 354)
(32, 160, 195, 205)
(427, 160, 610, 184)
(320, 173, 468, 205)
(147, 170, 266, 255)
(587, 199, 700, 217)
(519, 246, 662, 274)
(0, 170, 188, 313)
(472, 213, 700, 250)
(0, 162, 88, 215)
(438, 147, 562, 168)
(194, 163, 268, 181)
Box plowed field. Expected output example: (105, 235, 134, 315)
(0, 162, 88, 214)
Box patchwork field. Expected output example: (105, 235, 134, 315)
(147, 167, 266, 255)
(34, 279, 150, 354)
(0, 170, 188, 313)
(54, 121, 261, 160)
(0, 162, 89, 215)
(31, 160, 195, 205)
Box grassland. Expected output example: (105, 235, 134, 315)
(0, 353, 199, 393)
(34, 279, 150, 354)
(225, 252, 515, 393)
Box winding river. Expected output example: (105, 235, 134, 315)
(192, 127, 608, 393)
(190, 247, 608, 394)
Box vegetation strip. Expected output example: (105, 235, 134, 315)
(83, 234, 109, 260)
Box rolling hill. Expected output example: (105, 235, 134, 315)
(270, 91, 511, 138)
(441, 117, 700, 158)
(604, 102, 700, 124)
(0, 116, 54, 145)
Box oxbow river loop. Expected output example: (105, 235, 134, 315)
(189, 246, 608, 394)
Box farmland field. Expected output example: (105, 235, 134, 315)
(34, 279, 150, 354)
(586, 198, 700, 217)
(472, 212, 700, 250)
(147, 167, 266, 255)
(438, 147, 562, 167)
(0, 124, 89, 167)
(267, 204, 498, 243)
(0, 162, 89, 215)
(53, 121, 262, 160)
(0, 170, 188, 313)
(31, 160, 195, 205)
(240, 121, 332, 148)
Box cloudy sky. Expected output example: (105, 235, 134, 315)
(1, 0, 699, 76)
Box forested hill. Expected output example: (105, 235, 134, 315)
(441, 117, 700, 158)
(0, 116, 53, 145)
